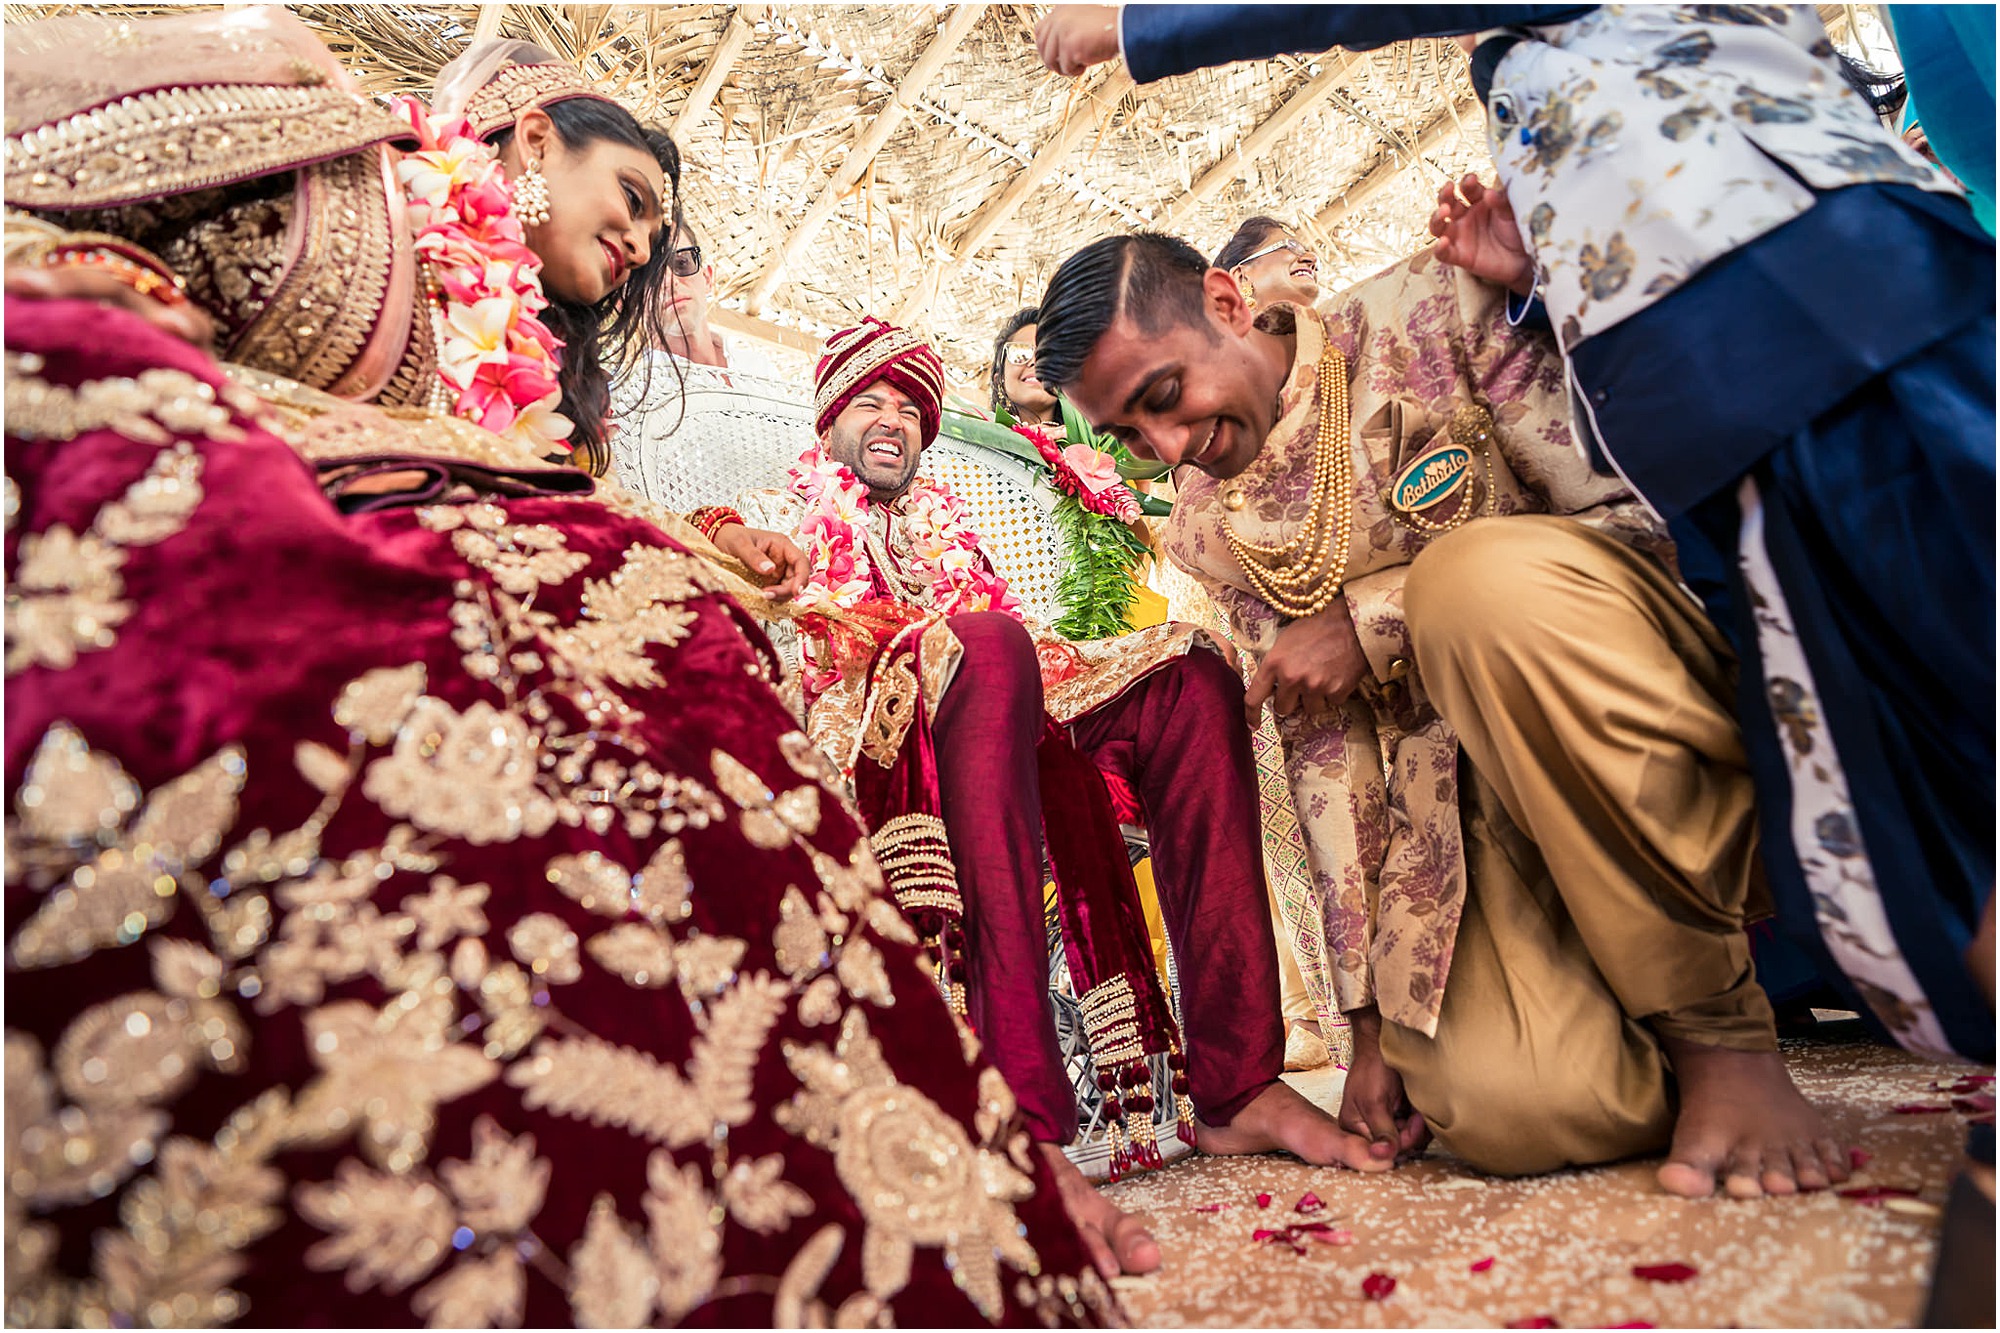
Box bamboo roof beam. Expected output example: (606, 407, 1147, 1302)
(710, 306, 824, 356)
(670, 8, 753, 143)
(743, 2, 988, 316)
(893, 68, 1137, 325)
(1309, 95, 1480, 233)
(470, 3, 508, 47)
(1151, 52, 1360, 238)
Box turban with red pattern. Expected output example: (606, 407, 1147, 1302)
(813, 316, 947, 446)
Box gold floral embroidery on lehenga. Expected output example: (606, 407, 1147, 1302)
(7, 400, 1061, 1323)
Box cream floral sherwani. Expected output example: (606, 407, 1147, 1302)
(1164, 253, 1675, 1037)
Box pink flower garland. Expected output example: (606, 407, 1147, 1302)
(1015, 424, 1142, 521)
(787, 439, 1023, 629)
(391, 97, 574, 458)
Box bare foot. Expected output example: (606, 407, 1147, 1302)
(1037, 1143, 1162, 1279)
(1655, 1039, 1852, 1199)
(1194, 1079, 1391, 1172)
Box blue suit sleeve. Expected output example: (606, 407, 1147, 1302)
(1118, 5, 1593, 84)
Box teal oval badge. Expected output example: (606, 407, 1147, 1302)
(1391, 444, 1471, 513)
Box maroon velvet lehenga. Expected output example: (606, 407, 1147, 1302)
(1, 10, 1112, 1328)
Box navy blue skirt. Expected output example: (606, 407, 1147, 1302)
(1672, 316, 1995, 1063)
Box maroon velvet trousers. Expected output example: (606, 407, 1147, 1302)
(933, 613, 1284, 1143)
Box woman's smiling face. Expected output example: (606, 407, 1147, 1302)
(509, 107, 669, 305)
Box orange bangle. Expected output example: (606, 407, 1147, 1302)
(42, 243, 188, 308)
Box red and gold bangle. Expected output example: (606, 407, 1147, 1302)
(42, 241, 188, 307)
(688, 505, 745, 541)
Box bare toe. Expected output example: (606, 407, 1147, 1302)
(1723, 1146, 1767, 1199)
(1791, 1145, 1830, 1192)
(1657, 1157, 1720, 1198)
(1817, 1138, 1852, 1185)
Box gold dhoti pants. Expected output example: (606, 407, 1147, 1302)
(1382, 516, 1777, 1176)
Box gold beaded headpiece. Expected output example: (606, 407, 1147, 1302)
(433, 40, 620, 142)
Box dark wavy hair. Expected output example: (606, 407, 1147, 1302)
(1034, 232, 1211, 395)
(1212, 215, 1290, 272)
(489, 97, 681, 477)
(989, 306, 1041, 418)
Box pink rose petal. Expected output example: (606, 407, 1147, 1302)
(1255, 1192, 1273, 1208)
(1361, 1272, 1396, 1301)
(1631, 1262, 1698, 1284)
(1294, 1191, 1325, 1214)
(1306, 1227, 1355, 1246)
(1607, 1323, 1657, 1329)
(1837, 1185, 1922, 1206)
(1505, 1318, 1558, 1329)
(1470, 1256, 1497, 1273)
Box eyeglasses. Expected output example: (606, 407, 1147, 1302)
(1236, 237, 1316, 269)
(668, 244, 703, 278)
(1002, 343, 1036, 366)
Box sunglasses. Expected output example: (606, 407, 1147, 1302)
(668, 243, 703, 278)
(1002, 343, 1036, 366)
(1237, 237, 1317, 268)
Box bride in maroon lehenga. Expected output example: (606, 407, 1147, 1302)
(1, 9, 1112, 1326)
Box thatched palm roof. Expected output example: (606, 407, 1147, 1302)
(5, 3, 1890, 392)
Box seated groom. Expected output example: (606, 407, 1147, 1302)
(699, 316, 1387, 1277)
(1034, 234, 1856, 1201)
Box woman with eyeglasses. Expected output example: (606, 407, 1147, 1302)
(1213, 217, 1322, 313)
(991, 306, 1064, 429)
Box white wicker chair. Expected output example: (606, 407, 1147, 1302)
(611, 356, 1192, 1179)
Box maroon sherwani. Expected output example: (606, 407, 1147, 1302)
(743, 487, 1286, 1151)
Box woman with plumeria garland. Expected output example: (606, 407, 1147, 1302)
(1, 9, 1113, 1327)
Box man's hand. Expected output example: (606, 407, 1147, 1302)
(1035, 5, 1121, 76)
(1428, 174, 1534, 297)
(5, 264, 216, 352)
(1242, 598, 1368, 729)
(711, 523, 810, 600)
(1337, 1006, 1430, 1162)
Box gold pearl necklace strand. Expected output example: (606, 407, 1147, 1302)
(1220, 347, 1355, 620)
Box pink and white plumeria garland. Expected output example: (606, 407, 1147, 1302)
(1015, 423, 1142, 521)
(391, 96, 574, 458)
(787, 439, 1023, 621)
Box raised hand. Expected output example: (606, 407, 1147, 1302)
(1428, 173, 1534, 296)
(1035, 5, 1120, 76)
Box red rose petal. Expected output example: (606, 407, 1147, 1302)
(1951, 1093, 1996, 1115)
(1294, 1190, 1325, 1213)
(1836, 1184, 1922, 1205)
(1361, 1272, 1397, 1301)
(1631, 1262, 1698, 1284)
(1505, 1318, 1558, 1329)
(1891, 1103, 1953, 1115)
(1251, 1228, 1282, 1243)
(1847, 1148, 1873, 1170)
(1470, 1256, 1497, 1273)
(1255, 1192, 1273, 1208)
(1607, 1323, 1657, 1329)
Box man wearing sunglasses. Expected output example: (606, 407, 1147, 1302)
(649, 215, 783, 380)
